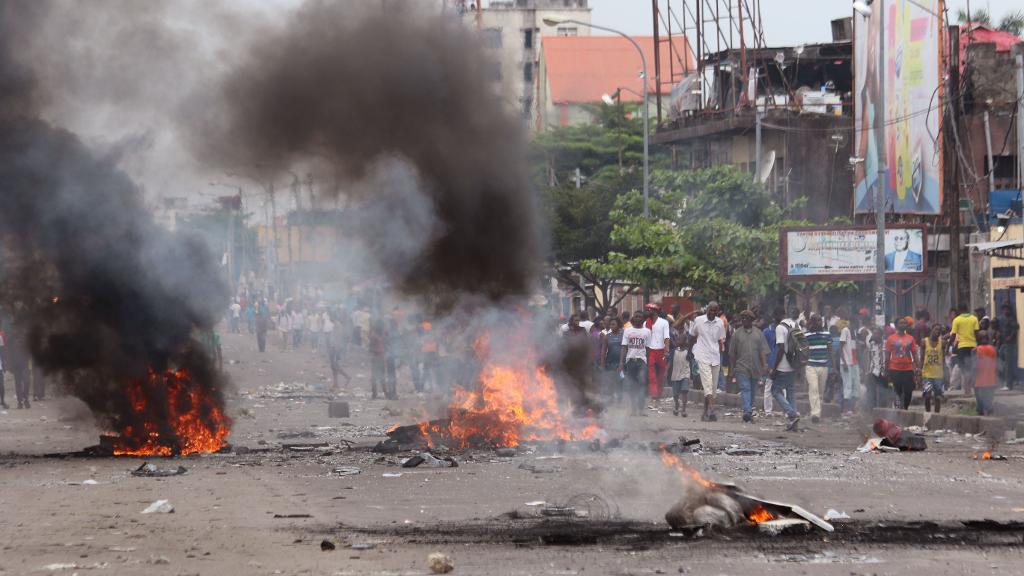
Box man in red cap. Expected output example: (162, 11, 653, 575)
(644, 303, 671, 410)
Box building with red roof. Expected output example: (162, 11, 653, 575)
(537, 35, 694, 130)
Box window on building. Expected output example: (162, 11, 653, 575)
(557, 26, 578, 37)
(482, 28, 502, 49)
(523, 29, 533, 49)
(993, 266, 1016, 279)
(523, 63, 534, 83)
(987, 155, 1018, 181)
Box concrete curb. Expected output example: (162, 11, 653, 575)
(870, 407, 1007, 437)
(681, 390, 841, 417)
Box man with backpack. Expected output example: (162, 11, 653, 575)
(770, 306, 803, 429)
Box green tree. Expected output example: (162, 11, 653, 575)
(584, 166, 830, 311)
(533, 104, 658, 313)
(956, 6, 1024, 35)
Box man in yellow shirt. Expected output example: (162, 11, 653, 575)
(922, 325, 947, 413)
(949, 303, 979, 392)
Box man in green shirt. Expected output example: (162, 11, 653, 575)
(728, 310, 768, 423)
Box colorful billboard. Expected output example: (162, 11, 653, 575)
(781, 226, 928, 281)
(854, 0, 943, 214)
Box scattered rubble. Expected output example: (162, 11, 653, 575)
(141, 499, 174, 514)
(427, 552, 454, 574)
(132, 462, 187, 477)
(758, 518, 811, 536)
(320, 540, 336, 551)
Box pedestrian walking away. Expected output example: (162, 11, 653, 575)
(803, 314, 831, 423)
(728, 309, 768, 423)
(999, 303, 1018, 390)
(689, 301, 726, 422)
(975, 334, 998, 416)
(838, 308, 860, 413)
(770, 307, 803, 428)
(949, 303, 980, 394)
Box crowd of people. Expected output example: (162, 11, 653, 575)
(560, 299, 1018, 423)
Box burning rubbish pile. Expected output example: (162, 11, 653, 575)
(379, 328, 600, 452)
(659, 446, 833, 534)
(0, 2, 231, 456)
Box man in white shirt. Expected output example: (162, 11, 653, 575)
(229, 299, 242, 333)
(645, 303, 671, 410)
(770, 307, 801, 426)
(619, 310, 652, 416)
(838, 308, 860, 413)
(689, 301, 726, 421)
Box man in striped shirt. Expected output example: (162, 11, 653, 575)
(804, 314, 831, 423)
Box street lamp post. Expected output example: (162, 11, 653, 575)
(543, 16, 650, 218)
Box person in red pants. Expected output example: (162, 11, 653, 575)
(644, 304, 671, 410)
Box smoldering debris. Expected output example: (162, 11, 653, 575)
(191, 0, 540, 309)
(0, 0, 230, 453)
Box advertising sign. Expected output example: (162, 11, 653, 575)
(854, 0, 944, 214)
(781, 226, 927, 281)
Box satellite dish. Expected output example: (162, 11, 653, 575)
(758, 150, 776, 184)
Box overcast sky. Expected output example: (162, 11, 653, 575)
(588, 0, 1022, 45)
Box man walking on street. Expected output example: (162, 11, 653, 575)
(645, 304, 671, 410)
(839, 307, 860, 413)
(619, 311, 652, 416)
(728, 309, 768, 423)
(804, 314, 831, 423)
(1000, 303, 1018, 390)
(771, 307, 802, 428)
(950, 303, 980, 393)
(885, 317, 920, 410)
(689, 301, 726, 422)
(761, 314, 776, 415)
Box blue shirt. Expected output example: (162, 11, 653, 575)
(763, 324, 777, 367)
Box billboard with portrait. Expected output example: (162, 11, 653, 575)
(781, 226, 927, 281)
(854, 0, 944, 214)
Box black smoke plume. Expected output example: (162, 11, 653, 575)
(0, 1, 230, 450)
(191, 0, 540, 308)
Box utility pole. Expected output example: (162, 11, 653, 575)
(1015, 46, 1023, 190)
(949, 25, 962, 306)
(874, 4, 887, 327)
(754, 109, 763, 181)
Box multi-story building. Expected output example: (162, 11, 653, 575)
(457, 0, 592, 118)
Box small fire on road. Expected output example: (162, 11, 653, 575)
(412, 331, 599, 449)
(109, 369, 231, 456)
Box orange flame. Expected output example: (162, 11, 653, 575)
(658, 444, 716, 489)
(974, 450, 993, 461)
(747, 505, 776, 524)
(112, 369, 231, 456)
(419, 361, 598, 449)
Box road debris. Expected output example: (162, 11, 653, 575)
(333, 466, 362, 476)
(824, 509, 851, 520)
(495, 447, 517, 457)
(427, 552, 454, 574)
(350, 543, 377, 550)
(758, 518, 811, 535)
(320, 540, 336, 551)
(273, 513, 312, 518)
(383, 472, 403, 478)
(132, 462, 187, 477)
(141, 499, 174, 514)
